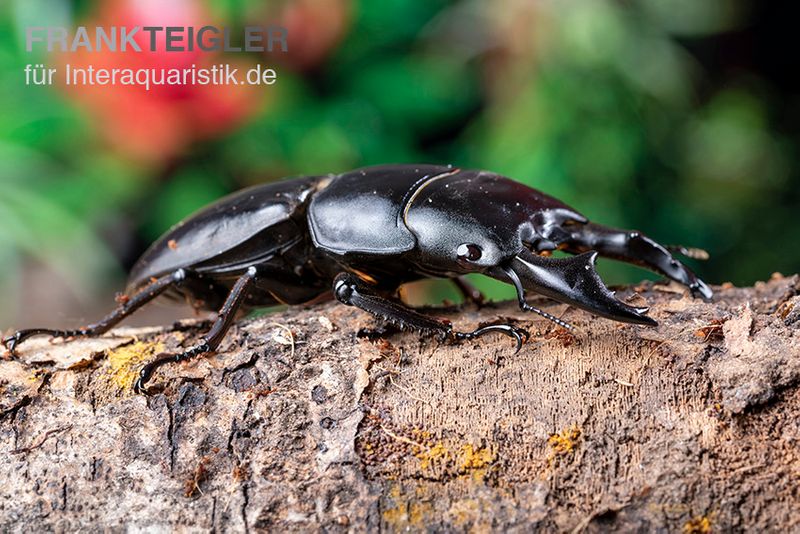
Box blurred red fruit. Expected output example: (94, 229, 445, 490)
(57, 0, 262, 165)
(273, 0, 352, 70)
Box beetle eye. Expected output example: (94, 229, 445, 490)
(457, 243, 482, 262)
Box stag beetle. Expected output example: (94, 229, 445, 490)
(2, 164, 712, 392)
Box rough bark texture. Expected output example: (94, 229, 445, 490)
(1, 275, 799, 532)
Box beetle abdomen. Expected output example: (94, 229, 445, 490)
(127, 175, 323, 291)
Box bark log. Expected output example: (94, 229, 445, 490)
(1, 275, 799, 532)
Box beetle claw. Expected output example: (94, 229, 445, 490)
(559, 223, 713, 302)
(132, 377, 148, 395)
(2, 333, 19, 355)
(455, 323, 529, 352)
(496, 249, 658, 327)
(133, 354, 165, 394)
(688, 279, 713, 301)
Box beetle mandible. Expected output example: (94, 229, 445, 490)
(2, 164, 712, 392)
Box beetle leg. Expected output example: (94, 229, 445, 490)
(452, 276, 486, 306)
(559, 222, 713, 300)
(500, 266, 574, 330)
(133, 267, 257, 393)
(2, 269, 188, 356)
(333, 273, 528, 352)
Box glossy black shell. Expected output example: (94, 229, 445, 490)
(127, 164, 587, 310)
(129, 175, 322, 287)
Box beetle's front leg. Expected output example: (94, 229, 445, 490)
(133, 267, 257, 393)
(333, 273, 527, 351)
(500, 266, 574, 330)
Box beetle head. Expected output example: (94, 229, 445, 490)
(404, 170, 656, 325)
(403, 170, 583, 275)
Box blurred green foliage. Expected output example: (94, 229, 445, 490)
(0, 0, 798, 324)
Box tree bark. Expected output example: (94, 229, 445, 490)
(1, 275, 799, 532)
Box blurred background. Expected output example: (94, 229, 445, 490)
(1, 0, 798, 329)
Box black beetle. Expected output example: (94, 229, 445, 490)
(2, 164, 712, 392)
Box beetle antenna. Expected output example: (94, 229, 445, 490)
(666, 245, 710, 261)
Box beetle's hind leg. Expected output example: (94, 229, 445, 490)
(559, 222, 713, 299)
(334, 273, 528, 352)
(133, 267, 257, 393)
(2, 269, 188, 356)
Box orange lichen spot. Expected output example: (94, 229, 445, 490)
(459, 444, 494, 470)
(415, 441, 450, 470)
(549, 425, 580, 454)
(459, 444, 495, 482)
(107, 341, 165, 390)
(683, 515, 713, 534)
(381, 499, 409, 527)
(167, 239, 179, 250)
(548, 424, 581, 462)
(413, 440, 495, 482)
(410, 428, 432, 442)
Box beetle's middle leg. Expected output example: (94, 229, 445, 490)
(334, 273, 528, 351)
(133, 267, 257, 393)
(2, 269, 188, 355)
